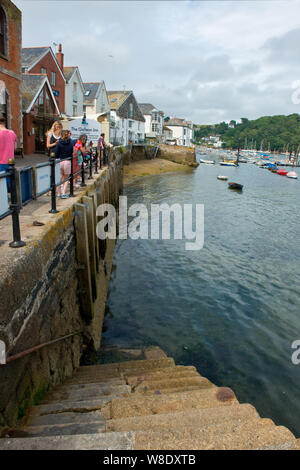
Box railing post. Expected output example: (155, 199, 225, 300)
(49, 152, 58, 213)
(81, 160, 86, 187)
(94, 148, 98, 174)
(70, 155, 74, 197)
(88, 150, 93, 179)
(8, 159, 26, 248)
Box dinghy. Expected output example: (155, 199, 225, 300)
(200, 159, 215, 164)
(228, 182, 243, 190)
(287, 171, 298, 179)
(217, 175, 228, 180)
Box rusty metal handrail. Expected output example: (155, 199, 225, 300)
(3, 330, 82, 365)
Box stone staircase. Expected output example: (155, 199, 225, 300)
(0, 347, 298, 450)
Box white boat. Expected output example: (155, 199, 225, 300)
(217, 175, 228, 180)
(220, 161, 237, 167)
(287, 171, 298, 179)
(200, 159, 215, 164)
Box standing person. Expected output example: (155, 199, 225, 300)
(0, 116, 17, 173)
(73, 135, 88, 187)
(46, 121, 62, 155)
(97, 133, 105, 168)
(55, 130, 73, 198)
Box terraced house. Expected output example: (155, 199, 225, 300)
(0, 0, 22, 145)
(21, 45, 65, 153)
(108, 90, 145, 145)
(138, 103, 164, 143)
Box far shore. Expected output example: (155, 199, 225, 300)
(123, 158, 193, 183)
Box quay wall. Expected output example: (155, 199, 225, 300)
(0, 148, 123, 431)
(0, 143, 192, 431)
(157, 144, 198, 167)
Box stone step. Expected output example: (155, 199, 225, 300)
(133, 420, 297, 450)
(69, 366, 177, 384)
(0, 431, 135, 450)
(106, 403, 259, 432)
(53, 378, 126, 392)
(77, 358, 175, 375)
(109, 387, 238, 419)
(41, 385, 131, 404)
(133, 376, 214, 393)
(25, 410, 105, 427)
(125, 366, 199, 385)
(28, 396, 116, 420)
(136, 384, 217, 396)
(6, 421, 106, 438)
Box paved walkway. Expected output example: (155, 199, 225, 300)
(14, 153, 48, 169)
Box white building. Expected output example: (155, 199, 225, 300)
(164, 118, 193, 146)
(63, 66, 85, 117)
(138, 103, 164, 142)
(107, 91, 145, 145)
(83, 81, 110, 117)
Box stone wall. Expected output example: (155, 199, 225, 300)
(157, 144, 198, 167)
(0, 149, 123, 431)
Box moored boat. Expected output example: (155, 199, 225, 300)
(200, 159, 215, 164)
(287, 171, 298, 179)
(277, 169, 288, 176)
(217, 175, 228, 180)
(220, 161, 237, 167)
(228, 182, 243, 190)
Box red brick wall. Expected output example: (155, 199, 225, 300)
(29, 51, 65, 114)
(0, 0, 22, 144)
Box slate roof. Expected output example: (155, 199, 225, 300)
(138, 103, 155, 115)
(83, 82, 103, 103)
(21, 47, 49, 69)
(165, 118, 192, 128)
(107, 91, 131, 110)
(63, 66, 77, 83)
(21, 74, 46, 111)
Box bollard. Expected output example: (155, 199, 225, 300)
(49, 152, 58, 213)
(80, 160, 86, 187)
(69, 155, 74, 197)
(8, 159, 26, 248)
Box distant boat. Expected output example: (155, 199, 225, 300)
(217, 175, 228, 180)
(228, 182, 243, 190)
(287, 171, 298, 179)
(220, 161, 237, 167)
(200, 159, 215, 164)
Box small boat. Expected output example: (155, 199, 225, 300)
(277, 169, 288, 176)
(217, 175, 228, 180)
(220, 161, 237, 167)
(228, 182, 243, 190)
(200, 159, 215, 164)
(287, 171, 298, 179)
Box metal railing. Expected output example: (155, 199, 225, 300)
(0, 146, 111, 248)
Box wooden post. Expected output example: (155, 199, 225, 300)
(87, 190, 100, 271)
(82, 196, 98, 301)
(74, 203, 94, 322)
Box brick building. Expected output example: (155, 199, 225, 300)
(0, 0, 22, 144)
(22, 46, 65, 152)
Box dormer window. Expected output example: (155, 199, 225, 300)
(0, 6, 7, 58)
(84, 91, 90, 96)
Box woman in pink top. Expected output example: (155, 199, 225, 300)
(0, 117, 17, 173)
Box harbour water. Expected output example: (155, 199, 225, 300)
(100, 155, 300, 437)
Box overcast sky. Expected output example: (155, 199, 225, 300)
(14, 0, 300, 124)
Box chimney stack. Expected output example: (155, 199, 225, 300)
(56, 43, 64, 71)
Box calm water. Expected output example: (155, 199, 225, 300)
(101, 157, 300, 437)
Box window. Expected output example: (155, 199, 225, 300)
(73, 82, 78, 102)
(51, 72, 56, 86)
(122, 119, 124, 128)
(128, 120, 132, 128)
(152, 123, 159, 132)
(73, 105, 77, 116)
(152, 112, 158, 122)
(0, 6, 7, 57)
(129, 103, 133, 119)
(41, 67, 46, 74)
